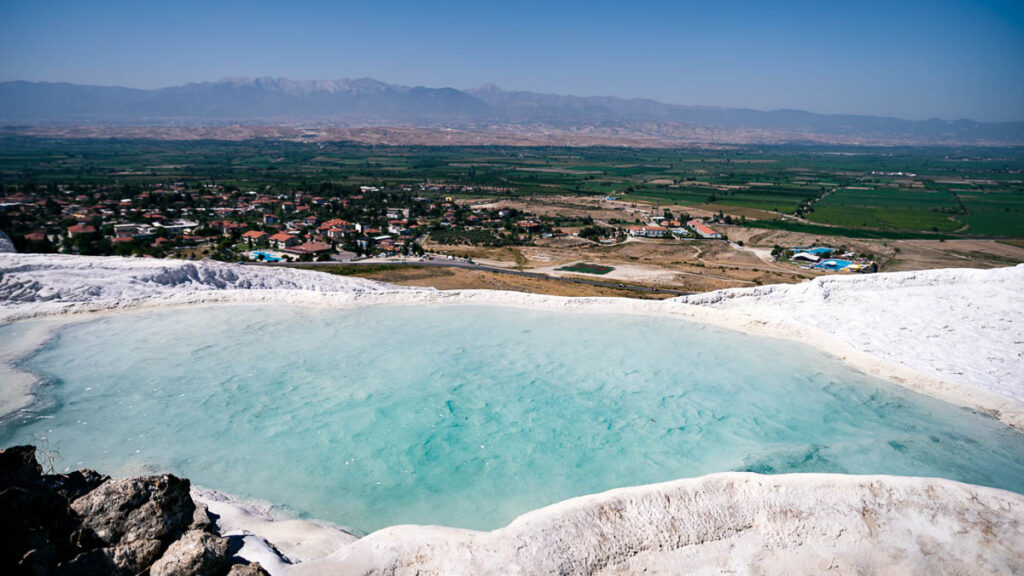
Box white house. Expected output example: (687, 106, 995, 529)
(687, 219, 722, 239)
(628, 225, 669, 238)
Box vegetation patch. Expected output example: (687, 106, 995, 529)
(556, 262, 615, 275)
(429, 228, 516, 246)
(806, 206, 962, 232)
(741, 219, 958, 240)
(300, 263, 421, 276)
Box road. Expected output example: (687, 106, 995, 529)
(250, 257, 692, 297)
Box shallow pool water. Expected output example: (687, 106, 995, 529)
(2, 304, 1022, 533)
(249, 250, 283, 262)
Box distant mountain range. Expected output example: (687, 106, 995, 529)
(2, 77, 1022, 146)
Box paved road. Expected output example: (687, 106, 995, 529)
(251, 258, 692, 297)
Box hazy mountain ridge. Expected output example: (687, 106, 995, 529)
(466, 85, 1024, 141)
(1, 78, 1022, 145)
(0, 77, 490, 124)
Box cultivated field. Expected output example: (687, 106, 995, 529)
(2, 139, 1022, 294)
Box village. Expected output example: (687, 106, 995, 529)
(1, 181, 750, 260)
(1, 177, 886, 284)
(3, 182, 461, 261)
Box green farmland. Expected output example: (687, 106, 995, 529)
(807, 187, 964, 232)
(1, 138, 1021, 237)
(806, 206, 962, 232)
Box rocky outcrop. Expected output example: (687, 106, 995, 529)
(42, 470, 109, 503)
(228, 563, 272, 576)
(0, 445, 107, 575)
(56, 539, 164, 576)
(150, 530, 231, 576)
(71, 474, 195, 546)
(0, 443, 41, 484)
(0, 445, 268, 576)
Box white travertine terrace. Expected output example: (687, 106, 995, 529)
(2, 254, 1021, 427)
(287, 473, 1023, 576)
(2, 254, 1023, 574)
(674, 264, 1024, 410)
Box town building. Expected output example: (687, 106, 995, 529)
(285, 241, 332, 257)
(67, 223, 96, 238)
(687, 219, 722, 239)
(241, 230, 269, 245)
(628, 225, 669, 238)
(268, 232, 299, 250)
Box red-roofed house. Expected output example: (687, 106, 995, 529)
(687, 219, 722, 239)
(241, 230, 269, 245)
(318, 219, 353, 232)
(627, 225, 668, 238)
(67, 223, 96, 238)
(285, 241, 332, 256)
(268, 232, 299, 249)
(219, 221, 244, 236)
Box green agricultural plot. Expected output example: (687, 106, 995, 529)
(806, 184, 1024, 235)
(740, 219, 959, 240)
(1, 138, 1021, 238)
(556, 263, 615, 275)
(819, 187, 959, 210)
(954, 189, 1024, 236)
(809, 186, 965, 232)
(631, 186, 813, 213)
(807, 206, 962, 232)
(958, 205, 1024, 236)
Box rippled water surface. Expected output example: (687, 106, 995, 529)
(2, 304, 1022, 532)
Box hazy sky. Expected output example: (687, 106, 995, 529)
(2, 0, 1022, 121)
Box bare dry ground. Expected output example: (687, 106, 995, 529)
(422, 237, 810, 293)
(886, 239, 1024, 271)
(724, 225, 1024, 272)
(343, 265, 674, 299)
(6, 123, 983, 146)
(419, 196, 1024, 295)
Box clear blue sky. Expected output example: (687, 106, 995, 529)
(2, 0, 1022, 121)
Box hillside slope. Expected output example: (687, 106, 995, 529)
(3, 78, 1022, 144)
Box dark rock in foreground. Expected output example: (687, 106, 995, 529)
(150, 530, 231, 576)
(71, 474, 194, 547)
(0, 445, 269, 576)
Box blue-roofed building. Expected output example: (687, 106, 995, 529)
(814, 259, 852, 271)
(790, 246, 835, 256)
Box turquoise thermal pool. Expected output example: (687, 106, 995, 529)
(1, 304, 1022, 533)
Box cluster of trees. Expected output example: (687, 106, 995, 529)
(713, 210, 744, 225)
(428, 229, 516, 247)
